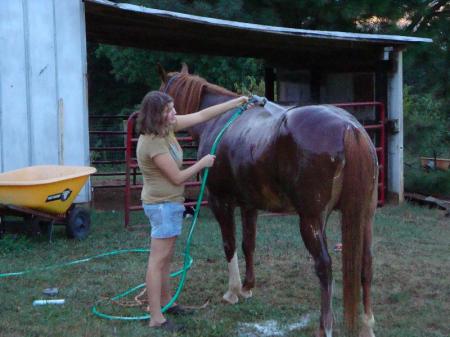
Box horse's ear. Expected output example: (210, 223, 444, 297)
(181, 63, 189, 74)
(157, 63, 168, 83)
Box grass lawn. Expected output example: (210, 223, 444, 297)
(0, 203, 448, 337)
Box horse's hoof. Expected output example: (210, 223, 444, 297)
(359, 326, 375, 337)
(223, 291, 239, 304)
(360, 314, 375, 337)
(239, 288, 253, 299)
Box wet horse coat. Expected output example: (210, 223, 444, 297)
(159, 65, 378, 337)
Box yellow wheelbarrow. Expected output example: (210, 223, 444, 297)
(0, 165, 96, 240)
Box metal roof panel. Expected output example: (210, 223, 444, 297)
(85, 0, 432, 45)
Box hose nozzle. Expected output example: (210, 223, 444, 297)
(249, 95, 267, 107)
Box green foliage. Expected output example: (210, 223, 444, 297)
(233, 75, 265, 96)
(405, 165, 450, 196)
(403, 86, 449, 196)
(95, 46, 264, 94)
(403, 86, 449, 158)
(402, 3, 449, 102)
(88, 44, 148, 117)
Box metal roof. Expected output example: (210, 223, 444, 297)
(84, 0, 432, 63)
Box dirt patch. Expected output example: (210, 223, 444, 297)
(92, 187, 140, 211)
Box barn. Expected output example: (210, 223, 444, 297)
(0, 0, 431, 204)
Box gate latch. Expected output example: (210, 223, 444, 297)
(386, 119, 399, 134)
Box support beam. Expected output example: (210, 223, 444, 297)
(387, 50, 404, 203)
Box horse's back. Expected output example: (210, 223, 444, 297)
(214, 104, 354, 159)
(281, 105, 361, 154)
(205, 103, 377, 214)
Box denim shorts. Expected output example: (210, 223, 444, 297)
(143, 202, 185, 238)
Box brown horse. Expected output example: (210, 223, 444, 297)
(158, 64, 378, 337)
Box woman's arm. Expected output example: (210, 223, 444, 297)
(175, 96, 248, 131)
(153, 153, 215, 186)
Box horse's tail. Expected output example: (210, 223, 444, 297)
(339, 125, 378, 336)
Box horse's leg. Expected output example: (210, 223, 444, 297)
(360, 214, 376, 337)
(209, 196, 241, 304)
(240, 207, 257, 298)
(299, 215, 333, 337)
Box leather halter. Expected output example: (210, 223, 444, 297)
(162, 74, 180, 94)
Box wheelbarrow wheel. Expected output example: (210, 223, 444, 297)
(66, 207, 90, 240)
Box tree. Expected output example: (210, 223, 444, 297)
(402, 1, 449, 105)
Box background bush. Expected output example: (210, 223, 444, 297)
(403, 87, 450, 197)
(405, 164, 450, 197)
(404, 86, 449, 159)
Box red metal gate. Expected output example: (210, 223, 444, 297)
(89, 115, 128, 189)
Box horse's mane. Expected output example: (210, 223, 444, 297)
(166, 73, 238, 115)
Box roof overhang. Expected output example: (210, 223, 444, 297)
(84, 0, 432, 70)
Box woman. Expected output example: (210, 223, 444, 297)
(136, 91, 248, 331)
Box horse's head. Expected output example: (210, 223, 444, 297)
(156, 63, 205, 115)
(156, 63, 237, 115)
(157, 62, 189, 91)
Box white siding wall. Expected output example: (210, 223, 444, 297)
(0, 0, 91, 202)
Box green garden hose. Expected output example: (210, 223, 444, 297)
(0, 248, 151, 278)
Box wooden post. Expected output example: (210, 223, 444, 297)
(387, 50, 404, 203)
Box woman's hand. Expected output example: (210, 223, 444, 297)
(235, 96, 249, 106)
(234, 96, 256, 109)
(200, 154, 216, 168)
(175, 96, 251, 132)
(154, 153, 216, 185)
